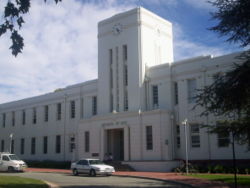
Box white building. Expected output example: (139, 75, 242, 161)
(0, 7, 249, 171)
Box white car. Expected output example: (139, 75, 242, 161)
(71, 158, 115, 176)
(0, 152, 27, 172)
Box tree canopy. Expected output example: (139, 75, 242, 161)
(0, 0, 61, 56)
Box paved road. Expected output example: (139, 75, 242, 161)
(0, 172, 191, 188)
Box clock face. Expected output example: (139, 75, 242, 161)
(112, 23, 122, 35)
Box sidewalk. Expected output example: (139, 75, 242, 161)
(26, 168, 233, 188)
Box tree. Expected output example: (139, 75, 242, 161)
(0, 0, 61, 56)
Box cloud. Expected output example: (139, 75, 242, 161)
(183, 0, 213, 10)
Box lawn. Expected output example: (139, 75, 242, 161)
(187, 174, 250, 186)
(0, 176, 48, 188)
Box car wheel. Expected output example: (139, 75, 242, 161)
(8, 166, 14, 172)
(89, 169, 96, 177)
(72, 169, 79, 176)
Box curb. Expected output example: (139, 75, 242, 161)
(44, 180, 60, 188)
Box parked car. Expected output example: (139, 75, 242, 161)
(71, 158, 115, 176)
(0, 152, 27, 172)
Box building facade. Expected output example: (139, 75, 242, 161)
(0, 7, 249, 171)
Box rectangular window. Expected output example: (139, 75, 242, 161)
(187, 79, 197, 103)
(31, 137, 36, 155)
(56, 135, 61, 153)
(44, 105, 49, 122)
(12, 111, 15, 126)
(146, 126, 153, 150)
(123, 45, 127, 61)
(152, 85, 159, 108)
(2, 113, 6, 128)
(110, 94, 113, 113)
(70, 101, 75, 119)
(218, 132, 230, 147)
(124, 65, 128, 86)
(1, 140, 4, 152)
(57, 103, 61, 120)
(109, 49, 113, 65)
(43, 136, 48, 154)
(124, 90, 128, 111)
(190, 124, 200, 148)
(11, 139, 14, 154)
(174, 82, 178, 105)
(85, 131, 90, 152)
(109, 49, 113, 89)
(22, 110, 26, 125)
(176, 125, 181, 148)
(20, 138, 25, 155)
(92, 96, 97, 115)
(80, 98, 84, 118)
(33, 108, 37, 124)
(69, 136, 75, 153)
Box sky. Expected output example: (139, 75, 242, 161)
(0, 0, 241, 104)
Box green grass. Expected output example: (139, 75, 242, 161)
(0, 176, 48, 188)
(187, 173, 250, 186)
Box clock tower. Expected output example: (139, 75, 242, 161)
(97, 7, 173, 115)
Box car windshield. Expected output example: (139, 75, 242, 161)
(9, 155, 20, 161)
(89, 160, 103, 165)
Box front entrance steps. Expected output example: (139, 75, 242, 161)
(104, 161, 135, 171)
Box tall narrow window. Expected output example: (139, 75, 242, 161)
(187, 79, 197, 103)
(22, 110, 26, 125)
(85, 131, 90, 152)
(146, 126, 153, 150)
(92, 96, 97, 115)
(218, 132, 230, 147)
(57, 103, 61, 120)
(12, 111, 15, 126)
(11, 139, 14, 154)
(31, 137, 36, 155)
(1, 140, 4, 152)
(2, 113, 6, 128)
(116, 46, 119, 112)
(190, 124, 200, 148)
(123, 45, 127, 61)
(80, 98, 84, 118)
(174, 82, 178, 105)
(44, 105, 49, 122)
(124, 65, 128, 86)
(33, 108, 37, 124)
(70, 101, 75, 119)
(20, 138, 25, 155)
(152, 85, 159, 108)
(176, 125, 181, 148)
(43, 136, 48, 154)
(110, 94, 113, 113)
(109, 49, 113, 89)
(56, 135, 61, 153)
(69, 136, 75, 153)
(124, 90, 128, 111)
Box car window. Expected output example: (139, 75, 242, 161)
(2, 156, 10, 161)
(89, 160, 103, 165)
(77, 160, 88, 165)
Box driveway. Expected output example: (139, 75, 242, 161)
(0, 172, 190, 188)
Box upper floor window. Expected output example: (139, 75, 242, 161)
(12, 111, 15, 126)
(152, 85, 159, 108)
(22, 110, 26, 125)
(44, 105, 49, 122)
(124, 90, 128, 111)
(123, 45, 127, 61)
(70, 101, 75, 119)
(2, 113, 6, 128)
(110, 94, 113, 113)
(33, 108, 37, 124)
(174, 82, 178, 105)
(190, 124, 200, 148)
(92, 96, 97, 116)
(187, 79, 197, 103)
(57, 103, 61, 120)
(124, 65, 128, 86)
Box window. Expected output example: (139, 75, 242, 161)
(176, 125, 181, 148)
(92, 96, 97, 115)
(69, 136, 75, 153)
(190, 124, 200, 148)
(124, 90, 128, 111)
(56, 135, 61, 153)
(43, 136, 48, 154)
(11, 139, 14, 153)
(124, 65, 128, 86)
(123, 45, 127, 61)
(70, 101, 75, 119)
(44, 105, 49, 122)
(31, 137, 36, 155)
(1, 140, 4, 152)
(80, 98, 84, 118)
(109, 49, 113, 89)
(174, 82, 178, 105)
(2, 113, 6, 128)
(187, 79, 197, 103)
(109, 49, 113, 65)
(110, 94, 113, 113)
(33, 108, 37, 124)
(20, 138, 25, 155)
(146, 126, 153, 150)
(57, 103, 61, 120)
(218, 132, 230, 147)
(85, 131, 89, 152)
(152, 85, 159, 108)
(22, 110, 26, 125)
(12, 111, 15, 126)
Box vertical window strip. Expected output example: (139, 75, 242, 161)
(176, 125, 181, 148)
(116, 46, 119, 112)
(44, 105, 49, 122)
(152, 85, 159, 108)
(56, 135, 61, 153)
(33, 108, 37, 124)
(22, 110, 26, 125)
(12, 111, 15, 126)
(124, 90, 128, 111)
(20, 138, 25, 155)
(85, 131, 90, 152)
(31, 137, 36, 155)
(187, 79, 197, 103)
(190, 124, 200, 148)
(146, 126, 153, 150)
(174, 82, 178, 105)
(92, 96, 97, 115)
(2, 113, 6, 128)
(57, 103, 61, 120)
(70, 101, 75, 119)
(43, 136, 48, 154)
(1, 140, 4, 152)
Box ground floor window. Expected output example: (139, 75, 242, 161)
(146, 126, 153, 150)
(20, 138, 25, 155)
(190, 124, 200, 148)
(56, 135, 61, 153)
(85, 131, 90, 152)
(31, 137, 36, 155)
(1, 140, 4, 152)
(176, 125, 181, 148)
(217, 132, 230, 147)
(43, 136, 48, 154)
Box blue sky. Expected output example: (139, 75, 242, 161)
(0, 0, 241, 104)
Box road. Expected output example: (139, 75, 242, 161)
(0, 172, 190, 188)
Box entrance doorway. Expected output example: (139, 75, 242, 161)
(106, 129, 124, 161)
